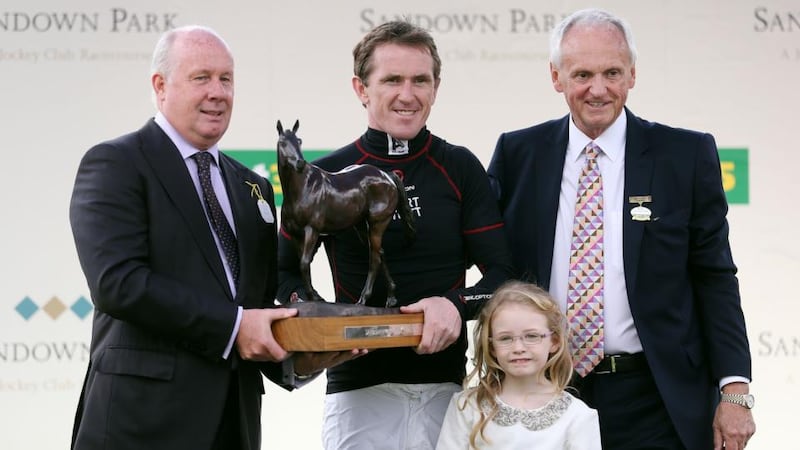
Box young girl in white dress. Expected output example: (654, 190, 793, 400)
(436, 281, 600, 449)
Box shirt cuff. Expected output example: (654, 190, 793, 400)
(719, 375, 750, 390)
(222, 306, 243, 360)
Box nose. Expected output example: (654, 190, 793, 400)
(397, 80, 415, 101)
(511, 337, 527, 350)
(208, 78, 231, 99)
(588, 75, 607, 96)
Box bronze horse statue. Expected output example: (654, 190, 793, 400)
(276, 120, 415, 307)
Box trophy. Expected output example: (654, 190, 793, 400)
(271, 120, 423, 351)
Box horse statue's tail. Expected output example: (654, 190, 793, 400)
(389, 171, 416, 245)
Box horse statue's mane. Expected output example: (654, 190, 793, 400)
(276, 120, 415, 307)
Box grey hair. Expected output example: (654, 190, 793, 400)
(549, 9, 637, 68)
(150, 25, 231, 79)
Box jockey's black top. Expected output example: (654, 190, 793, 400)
(277, 127, 513, 393)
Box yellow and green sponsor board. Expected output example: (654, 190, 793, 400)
(225, 147, 749, 206)
(718, 148, 748, 205)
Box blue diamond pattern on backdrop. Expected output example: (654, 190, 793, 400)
(71, 296, 93, 319)
(16, 296, 39, 320)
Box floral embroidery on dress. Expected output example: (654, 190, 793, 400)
(487, 392, 572, 431)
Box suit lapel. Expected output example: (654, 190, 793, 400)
(219, 154, 260, 302)
(137, 120, 232, 297)
(537, 115, 570, 289)
(622, 109, 653, 296)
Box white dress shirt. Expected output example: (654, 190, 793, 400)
(154, 112, 242, 359)
(548, 113, 643, 355)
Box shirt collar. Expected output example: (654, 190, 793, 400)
(154, 112, 220, 164)
(567, 111, 627, 163)
(363, 127, 430, 157)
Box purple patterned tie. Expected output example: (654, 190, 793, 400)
(567, 142, 604, 377)
(193, 152, 240, 286)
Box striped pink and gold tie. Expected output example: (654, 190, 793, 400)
(567, 142, 604, 377)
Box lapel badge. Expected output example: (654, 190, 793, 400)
(245, 181, 275, 224)
(629, 195, 653, 222)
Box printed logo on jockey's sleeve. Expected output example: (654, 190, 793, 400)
(462, 294, 492, 302)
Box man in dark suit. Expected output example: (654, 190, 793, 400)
(69, 25, 297, 450)
(487, 9, 755, 450)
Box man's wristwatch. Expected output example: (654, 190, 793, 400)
(294, 371, 314, 381)
(720, 392, 755, 409)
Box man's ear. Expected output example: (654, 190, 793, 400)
(352, 76, 368, 107)
(152, 73, 166, 100)
(430, 77, 441, 106)
(550, 63, 564, 93)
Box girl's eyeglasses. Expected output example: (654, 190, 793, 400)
(490, 332, 553, 347)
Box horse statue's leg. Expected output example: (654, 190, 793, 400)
(378, 248, 398, 307)
(358, 219, 390, 306)
(299, 226, 324, 302)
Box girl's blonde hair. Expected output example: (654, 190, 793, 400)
(461, 281, 573, 448)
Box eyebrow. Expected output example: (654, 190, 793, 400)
(494, 328, 548, 334)
(380, 73, 433, 81)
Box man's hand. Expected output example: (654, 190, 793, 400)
(400, 296, 461, 354)
(293, 349, 368, 376)
(236, 308, 297, 362)
(713, 383, 756, 450)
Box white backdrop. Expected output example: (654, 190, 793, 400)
(2, 1, 796, 448)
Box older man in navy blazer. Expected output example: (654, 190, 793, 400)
(488, 9, 755, 450)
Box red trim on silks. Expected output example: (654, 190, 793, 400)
(463, 222, 504, 235)
(355, 134, 433, 163)
(477, 263, 487, 274)
(280, 227, 293, 240)
(426, 154, 461, 201)
(351, 140, 371, 164)
(450, 274, 466, 291)
(337, 286, 358, 303)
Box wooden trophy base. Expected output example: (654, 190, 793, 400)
(272, 302, 424, 351)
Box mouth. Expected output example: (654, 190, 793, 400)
(509, 358, 531, 364)
(394, 109, 417, 116)
(201, 108, 226, 118)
